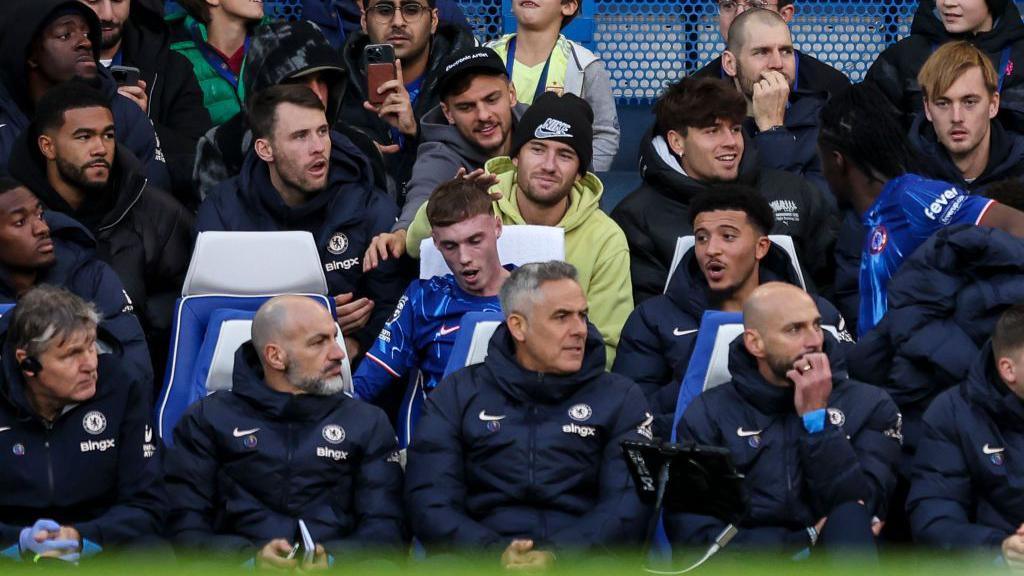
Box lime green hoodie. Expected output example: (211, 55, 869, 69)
(406, 157, 633, 367)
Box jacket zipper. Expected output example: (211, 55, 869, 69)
(44, 422, 55, 502)
(283, 423, 294, 512)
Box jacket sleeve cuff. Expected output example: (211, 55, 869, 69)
(802, 409, 826, 434)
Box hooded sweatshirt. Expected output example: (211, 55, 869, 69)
(193, 20, 387, 201)
(909, 114, 1024, 191)
(0, 0, 170, 190)
(405, 156, 633, 367)
(396, 103, 527, 230)
(611, 129, 838, 304)
(613, 244, 850, 438)
(866, 0, 1024, 130)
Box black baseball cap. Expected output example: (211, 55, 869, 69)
(437, 47, 508, 100)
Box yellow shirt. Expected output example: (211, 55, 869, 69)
(487, 34, 569, 105)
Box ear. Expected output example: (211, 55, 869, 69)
(14, 349, 36, 377)
(37, 134, 57, 161)
(830, 149, 848, 177)
(743, 328, 765, 359)
(778, 4, 795, 22)
(998, 356, 1017, 387)
(666, 129, 686, 157)
(561, 0, 580, 19)
(508, 81, 518, 107)
(922, 98, 934, 123)
(430, 7, 439, 34)
(254, 137, 274, 163)
(754, 235, 771, 260)
(990, 91, 1001, 120)
(494, 215, 503, 239)
(506, 312, 528, 343)
(441, 101, 455, 125)
(263, 343, 288, 372)
(360, 8, 368, 33)
(722, 50, 738, 78)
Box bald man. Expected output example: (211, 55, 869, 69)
(164, 296, 405, 567)
(665, 283, 901, 558)
(721, 8, 830, 198)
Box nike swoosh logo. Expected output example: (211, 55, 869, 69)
(673, 328, 698, 336)
(983, 444, 1005, 455)
(535, 127, 572, 139)
(478, 410, 505, 421)
(233, 427, 260, 437)
(736, 427, 762, 437)
(0, 124, 7, 129)
(0, 427, 10, 433)
(438, 325, 460, 336)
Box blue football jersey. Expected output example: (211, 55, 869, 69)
(354, 273, 503, 401)
(858, 174, 994, 335)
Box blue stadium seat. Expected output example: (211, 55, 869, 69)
(419, 225, 565, 279)
(442, 310, 506, 378)
(0, 303, 13, 317)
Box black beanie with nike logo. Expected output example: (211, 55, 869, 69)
(509, 92, 594, 175)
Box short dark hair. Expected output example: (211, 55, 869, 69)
(689, 184, 775, 235)
(0, 177, 26, 196)
(177, 0, 212, 23)
(34, 80, 111, 136)
(993, 304, 1024, 360)
(426, 178, 495, 228)
(443, 71, 509, 102)
(819, 83, 917, 181)
(247, 84, 326, 140)
(654, 77, 746, 137)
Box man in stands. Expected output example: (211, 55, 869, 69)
(614, 186, 849, 438)
(405, 262, 651, 564)
(0, 178, 151, 384)
(78, 0, 211, 202)
(0, 0, 168, 188)
(197, 85, 405, 362)
(355, 179, 511, 446)
(340, 0, 475, 195)
(403, 92, 633, 366)
(666, 282, 901, 557)
(911, 41, 1024, 192)
(612, 77, 835, 304)
(818, 82, 1024, 336)
(694, 0, 848, 97)
(866, 0, 1024, 130)
(0, 286, 164, 562)
(720, 9, 829, 195)
(164, 295, 405, 566)
(363, 46, 526, 270)
(8, 80, 192, 372)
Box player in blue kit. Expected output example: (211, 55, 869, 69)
(354, 178, 512, 445)
(818, 83, 1024, 335)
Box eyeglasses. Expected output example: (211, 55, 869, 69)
(366, 2, 430, 23)
(718, 0, 778, 14)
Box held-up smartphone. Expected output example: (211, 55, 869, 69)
(110, 65, 141, 87)
(364, 43, 397, 106)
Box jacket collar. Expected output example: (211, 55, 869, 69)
(728, 336, 842, 416)
(230, 343, 346, 421)
(964, 341, 1024, 430)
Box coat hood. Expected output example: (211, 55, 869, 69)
(909, 114, 1024, 189)
(910, 0, 1024, 51)
(243, 20, 347, 120)
(0, 0, 102, 113)
(963, 341, 1024, 430)
(0, 211, 98, 302)
(664, 243, 805, 316)
(484, 156, 604, 233)
(229, 342, 347, 421)
(482, 322, 607, 404)
(418, 103, 528, 167)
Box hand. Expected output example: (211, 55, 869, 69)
(256, 539, 298, 571)
(787, 352, 832, 416)
(501, 539, 555, 570)
(455, 167, 501, 199)
(364, 230, 407, 272)
(871, 517, 884, 537)
(19, 519, 79, 559)
(117, 80, 149, 114)
(363, 59, 417, 137)
(1004, 533, 1024, 570)
(298, 544, 329, 572)
(751, 70, 789, 132)
(334, 293, 375, 335)
(373, 141, 401, 156)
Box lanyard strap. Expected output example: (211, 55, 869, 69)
(190, 21, 248, 89)
(506, 37, 553, 103)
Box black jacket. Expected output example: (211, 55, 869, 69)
(907, 342, 1024, 550)
(909, 114, 1024, 190)
(118, 0, 212, 205)
(193, 20, 387, 201)
(196, 134, 405, 352)
(164, 343, 405, 558)
(612, 244, 851, 439)
(610, 129, 837, 304)
(405, 323, 651, 554)
(695, 50, 850, 99)
(0, 323, 165, 551)
(9, 136, 194, 339)
(340, 24, 476, 199)
(0, 212, 152, 387)
(665, 339, 902, 551)
(0, 0, 170, 191)
(866, 0, 1024, 131)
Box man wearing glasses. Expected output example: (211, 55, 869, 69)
(693, 0, 849, 99)
(340, 0, 475, 198)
